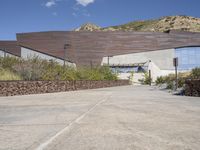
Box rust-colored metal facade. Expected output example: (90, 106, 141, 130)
(16, 31, 200, 66)
(0, 41, 21, 57)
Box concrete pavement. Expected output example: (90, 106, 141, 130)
(0, 85, 200, 150)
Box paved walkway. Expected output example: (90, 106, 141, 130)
(0, 85, 200, 150)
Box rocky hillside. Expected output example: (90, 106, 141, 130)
(74, 23, 101, 31)
(75, 16, 200, 32)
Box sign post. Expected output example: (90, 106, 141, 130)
(149, 60, 152, 86)
(173, 57, 178, 90)
(149, 70, 151, 86)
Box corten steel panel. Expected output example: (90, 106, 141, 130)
(17, 31, 200, 66)
(0, 41, 21, 57)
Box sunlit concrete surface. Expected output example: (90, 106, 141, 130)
(0, 85, 200, 150)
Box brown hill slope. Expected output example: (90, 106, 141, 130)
(75, 16, 200, 32)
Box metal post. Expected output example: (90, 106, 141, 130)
(173, 57, 178, 91)
(148, 60, 152, 86)
(149, 70, 152, 86)
(175, 65, 178, 90)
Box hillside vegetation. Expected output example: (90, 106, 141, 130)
(75, 15, 200, 32)
(0, 57, 118, 81)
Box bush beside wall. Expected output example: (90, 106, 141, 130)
(185, 79, 200, 97)
(0, 80, 130, 97)
(0, 57, 118, 81)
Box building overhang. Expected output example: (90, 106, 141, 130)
(0, 41, 21, 57)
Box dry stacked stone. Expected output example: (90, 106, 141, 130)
(0, 80, 130, 97)
(185, 79, 200, 97)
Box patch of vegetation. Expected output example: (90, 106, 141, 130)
(129, 71, 134, 82)
(190, 67, 200, 79)
(139, 72, 152, 85)
(0, 68, 21, 81)
(0, 56, 20, 70)
(155, 71, 192, 90)
(13, 57, 48, 81)
(155, 76, 165, 85)
(0, 57, 118, 81)
(106, 20, 158, 31)
(122, 20, 156, 30)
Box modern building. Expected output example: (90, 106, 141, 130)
(0, 41, 21, 57)
(0, 30, 200, 81)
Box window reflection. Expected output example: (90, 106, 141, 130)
(175, 47, 200, 70)
(110, 66, 148, 73)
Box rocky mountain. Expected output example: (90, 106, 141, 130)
(74, 16, 200, 32)
(74, 23, 101, 31)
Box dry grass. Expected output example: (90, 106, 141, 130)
(0, 68, 21, 81)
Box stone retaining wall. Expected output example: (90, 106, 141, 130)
(0, 80, 130, 97)
(185, 79, 200, 97)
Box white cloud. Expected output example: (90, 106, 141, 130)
(72, 5, 91, 17)
(45, 0, 56, 8)
(76, 0, 95, 7)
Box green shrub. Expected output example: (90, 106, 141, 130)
(42, 64, 78, 81)
(13, 57, 48, 81)
(144, 73, 152, 85)
(139, 73, 152, 85)
(0, 68, 21, 80)
(155, 72, 191, 89)
(0, 56, 20, 70)
(190, 67, 200, 79)
(166, 81, 174, 89)
(155, 76, 165, 85)
(0, 57, 118, 81)
(99, 66, 118, 80)
(61, 67, 78, 80)
(76, 66, 118, 81)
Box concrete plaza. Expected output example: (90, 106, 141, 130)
(0, 85, 200, 150)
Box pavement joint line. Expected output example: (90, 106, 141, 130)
(35, 93, 112, 150)
(0, 123, 67, 127)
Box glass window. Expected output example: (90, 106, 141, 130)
(175, 47, 200, 70)
(110, 66, 147, 73)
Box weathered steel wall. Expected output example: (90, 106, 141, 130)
(17, 31, 200, 66)
(0, 41, 21, 57)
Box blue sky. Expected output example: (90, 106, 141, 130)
(0, 0, 200, 40)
